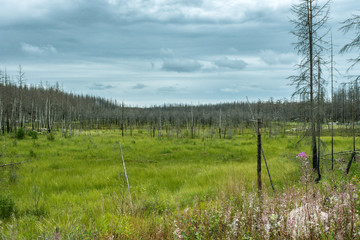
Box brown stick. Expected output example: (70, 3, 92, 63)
(0, 160, 31, 168)
(322, 149, 360, 157)
(120, 143, 133, 213)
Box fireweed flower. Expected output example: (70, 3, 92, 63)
(296, 152, 308, 160)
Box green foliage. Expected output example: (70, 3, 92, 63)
(29, 149, 36, 158)
(26, 186, 46, 218)
(8, 165, 17, 183)
(47, 133, 55, 141)
(15, 128, 25, 140)
(0, 127, 357, 238)
(0, 193, 15, 219)
(27, 130, 38, 139)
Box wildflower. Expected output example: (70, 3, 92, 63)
(297, 152, 308, 160)
(173, 220, 183, 240)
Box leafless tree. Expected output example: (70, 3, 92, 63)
(289, 0, 330, 172)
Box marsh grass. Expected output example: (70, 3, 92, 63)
(0, 127, 358, 238)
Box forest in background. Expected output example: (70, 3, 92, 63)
(0, 67, 359, 137)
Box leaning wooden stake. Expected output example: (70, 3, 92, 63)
(346, 151, 357, 175)
(246, 97, 275, 192)
(120, 143, 133, 213)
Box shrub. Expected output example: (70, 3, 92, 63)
(28, 130, 38, 139)
(29, 149, 36, 157)
(0, 194, 15, 219)
(47, 133, 55, 141)
(8, 166, 17, 183)
(16, 128, 25, 140)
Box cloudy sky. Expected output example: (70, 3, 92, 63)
(0, 0, 358, 106)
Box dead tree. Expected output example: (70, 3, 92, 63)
(290, 0, 330, 172)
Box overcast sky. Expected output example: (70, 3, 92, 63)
(0, 0, 359, 106)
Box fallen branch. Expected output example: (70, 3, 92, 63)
(0, 160, 31, 168)
(120, 143, 134, 213)
(322, 149, 360, 157)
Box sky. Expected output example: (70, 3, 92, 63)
(0, 0, 359, 106)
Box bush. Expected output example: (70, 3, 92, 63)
(8, 166, 17, 183)
(29, 149, 36, 157)
(16, 128, 25, 139)
(47, 133, 55, 141)
(0, 194, 15, 219)
(28, 130, 38, 139)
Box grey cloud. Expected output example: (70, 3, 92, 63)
(260, 50, 297, 65)
(214, 57, 247, 70)
(0, 0, 294, 63)
(0, 0, 357, 107)
(250, 83, 260, 89)
(162, 59, 203, 72)
(220, 88, 240, 93)
(157, 86, 177, 93)
(160, 48, 175, 57)
(21, 43, 57, 55)
(88, 83, 115, 90)
(132, 83, 147, 89)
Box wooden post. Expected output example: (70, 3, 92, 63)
(246, 97, 275, 192)
(257, 119, 262, 192)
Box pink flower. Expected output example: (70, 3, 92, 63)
(297, 152, 308, 160)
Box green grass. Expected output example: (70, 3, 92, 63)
(0, 127, 358, 238)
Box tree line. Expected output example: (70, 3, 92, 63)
(0, 67, 359, 138)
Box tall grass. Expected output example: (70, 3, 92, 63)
(0, 128, 358, 238)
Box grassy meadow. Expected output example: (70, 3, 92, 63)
(0, 126, 359, 239)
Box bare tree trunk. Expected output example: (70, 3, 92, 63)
(11, 98, 17, 133)
(316, 57, 321, 182)
(158, 110, 162, 138)
(36, 106, 39, 132)
(308, 0, 318, 170)
(31, 101, 34, 130)
(18, 65, 24, 129)
(19, 98, 22, 129)
(0, 100, 2, 134)
(257, 119, 262, 192)
(219, 108, 222, 139)
(46, 99, 52, 133)
(191, 106, 194, 138)
(331, 34, 334, 170)
(344, 93, 356, 175)
(121, 102, 124, 137)
(352, 94, 355, 152)
(69, 106, 72, 137)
